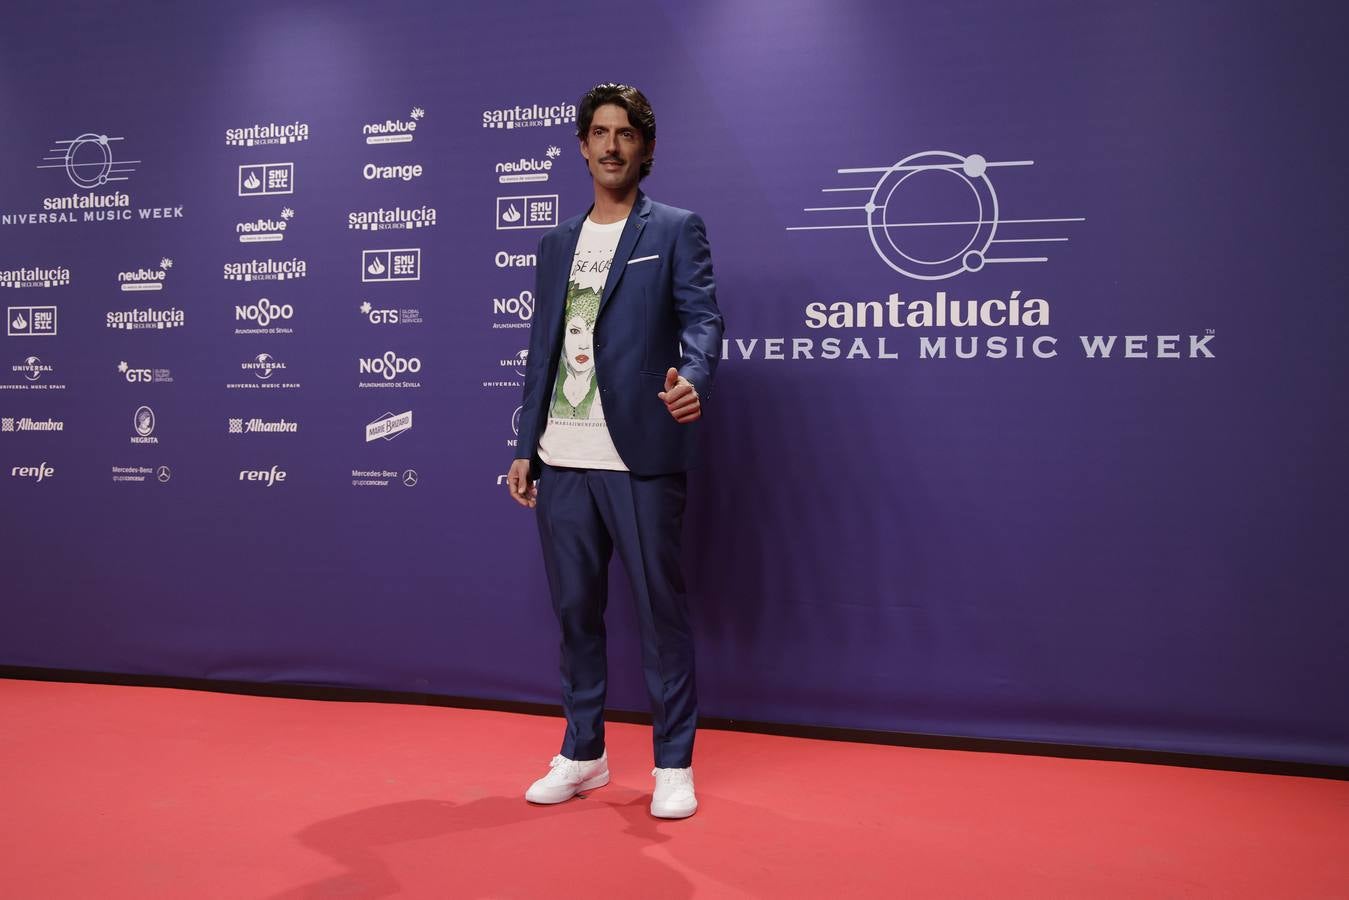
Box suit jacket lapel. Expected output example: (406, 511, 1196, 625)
(597, 192, 651, 319)
(545, 215, 585, 349)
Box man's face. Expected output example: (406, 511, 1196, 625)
(580, 103, 653, 193)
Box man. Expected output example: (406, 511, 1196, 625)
(506, 83, 723, 820)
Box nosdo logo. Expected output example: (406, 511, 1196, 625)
(223, 258, 307, 282)
(14, 356, 53, 381)
(225, 120, 310, 147)
(363, 106, 424, 145)
(117, 360, 173, 384)
(359, 351, 422, 380)
(497, 146, 561, 184)
(482, 101, 577, 130)
(131, 405, 158, 444)
(105, 307, 183, 331)
(1, 266, 70, 289)
(362, 162, 423, 182)
(238, 162, 293, 197)
(235, 298, 293, 328)
(118, 257, 172, 291)
(239, 465, 286, 486)
(347, 205, 437, 232)
(237, 207, 294, 243)
(492, 289, 534, 329)
(242, 352, 286, 380)
(10, 461, 54, 482)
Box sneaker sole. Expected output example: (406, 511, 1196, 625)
(650, 800, 697, 819)
(525, 769, 610, 804)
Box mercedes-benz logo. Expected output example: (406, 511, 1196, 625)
(402, 469, 418, 487)
(156, 465, 172, 483)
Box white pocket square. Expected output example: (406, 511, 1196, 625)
(628, 254, 659, 265)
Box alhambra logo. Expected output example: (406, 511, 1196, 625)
(482, 101, 577, 130)
(363, 107, 424, 144)
(225, 120, 311, 147)
(0, 266, 70, 289)
(118, 258, 172, 291)
(237, 207, 294, 243)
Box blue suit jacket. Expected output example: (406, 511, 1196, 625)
(515, 192, 724, 477)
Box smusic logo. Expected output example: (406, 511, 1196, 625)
(238, 163, 294, 197)
(8, 306, 58, 336)
(362, 249, 420, 282)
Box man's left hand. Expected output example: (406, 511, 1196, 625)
(658, 367, 700, 423)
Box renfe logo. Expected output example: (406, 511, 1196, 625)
(239, 465, 286, 486)
(11, 461, 54, 482)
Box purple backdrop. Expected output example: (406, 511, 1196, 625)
(2, 0, 1346, 766)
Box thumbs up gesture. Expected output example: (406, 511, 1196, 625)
(658, 367, 701, 423)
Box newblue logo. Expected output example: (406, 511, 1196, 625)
(363, 107, 424, 144)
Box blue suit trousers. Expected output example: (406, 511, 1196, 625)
(535, 464, 697, 768)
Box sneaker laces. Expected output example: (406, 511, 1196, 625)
(652, 767, 693, 786)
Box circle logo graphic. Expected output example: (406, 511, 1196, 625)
(402, 469, 418, 487)
(866, 151, 998, 281)
(157, 465, 172, 483)
(65, 134, 115, 189)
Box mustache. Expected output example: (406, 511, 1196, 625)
(599, 156, 623, 164)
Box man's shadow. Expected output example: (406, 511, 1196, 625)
(267, 787, 695, 900)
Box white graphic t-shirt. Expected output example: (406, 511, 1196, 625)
(537, 216, 628, 471)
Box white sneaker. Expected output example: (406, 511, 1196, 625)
(650, 766, 697, 818)
(524, 752, 610, 804)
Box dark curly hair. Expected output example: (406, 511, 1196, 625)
(576, 83, 656, 180)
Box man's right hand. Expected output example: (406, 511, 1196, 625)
(506, 458, 537, 509)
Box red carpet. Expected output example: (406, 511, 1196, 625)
(1, 679, 1344, 898)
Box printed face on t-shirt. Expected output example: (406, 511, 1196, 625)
(563, 314, 595, 376)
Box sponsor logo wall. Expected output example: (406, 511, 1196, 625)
(3, 0, 1340, 772)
